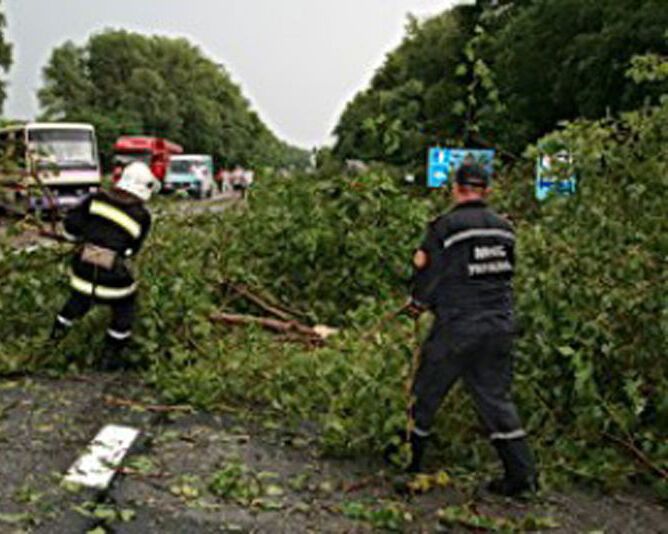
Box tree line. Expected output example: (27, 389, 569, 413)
(38, 30, 310, 170)
(333, 0, 668, 171)
(0, 14, 308, 171)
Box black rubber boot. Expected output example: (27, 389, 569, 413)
(489, 438, 537, 497)
(487, 476, 537, 497)
(49, 319, 70, 342)
(98, 336, 129, 372)
(383, 431, 429, 473)
(407, 431, 429, 473)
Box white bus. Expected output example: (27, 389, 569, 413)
(0, 122, 102, 211)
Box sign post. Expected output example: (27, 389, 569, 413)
(427, 148, 495, 188)
(535, 152, 577, 201)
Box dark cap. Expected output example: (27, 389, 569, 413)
(455, 163, 490, 188)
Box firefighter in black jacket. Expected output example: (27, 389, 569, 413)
(401, 162, 536, 497)
(50, 162, 156, 371)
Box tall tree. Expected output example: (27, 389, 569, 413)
(333, 8, 477, 169)
(0, 0, 13, 114)
(485, 0, 668, 152)
(333, 0, 668, 167)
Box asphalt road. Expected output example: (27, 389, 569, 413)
(0, 374, 666, 533)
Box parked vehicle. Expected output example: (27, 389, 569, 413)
(0, 122, 101, 211)
(112, 136, 183, 183)
(164, 155, 215, 199)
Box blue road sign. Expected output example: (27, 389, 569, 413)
(427, 148, 495, 188)
(428, 148, 450, 188)
(535, 153, 577, 201)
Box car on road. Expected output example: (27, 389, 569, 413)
(163, 155, 215, 199)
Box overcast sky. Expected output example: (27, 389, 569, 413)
(4, 0, 457, 148)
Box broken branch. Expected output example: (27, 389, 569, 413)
(104, 395, 194, 414)
(210, 311, 338, 342)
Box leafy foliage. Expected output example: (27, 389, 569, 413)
(220, 168, 432, 324)
(341, 500, 412, 531)
(333, 0, 668, 168)
(333, 9, 477, 169)
(438, 504, 559, 532)
(37, 29, 308, 170)
(0, 0, 13, 113)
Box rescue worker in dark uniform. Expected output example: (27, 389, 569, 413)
(401, 162, 536, 496)
(50, 162, 156, 371)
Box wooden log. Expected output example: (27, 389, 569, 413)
(210, 311, 338, 341)
(211, 312, 314, 335)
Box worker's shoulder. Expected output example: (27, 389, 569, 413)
(426, 213, 451, 235)
(484, 207, 515, 232)
(446, 203, 515, 233)
(124, 201, 151, 226)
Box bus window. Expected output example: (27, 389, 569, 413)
(28, 129, 97, 170)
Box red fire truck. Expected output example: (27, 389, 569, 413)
(112, 136, 183, 182)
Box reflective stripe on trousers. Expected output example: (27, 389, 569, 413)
(70, 273, 137, 300)
(490, 429, 527, 441)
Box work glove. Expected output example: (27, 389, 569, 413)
(403, 298, 427, 320)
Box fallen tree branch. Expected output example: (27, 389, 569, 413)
(116, 466, 171, 479)
(38, 230, 69, 243)
(223, 281, 296, 321)
(222, 279, 310, 320)
(210, 311, 338, 342)
(211, 312, 315, 336)
(273, 333, 325, 348)
(104, 395, 194, 414)
(603, 432, 668, 480)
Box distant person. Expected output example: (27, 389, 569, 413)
(243, 169, 254, 188)
(222, 170, 232, 192)
(241, 169, 254, 199)
(232, 166, 245, 194)
(192, 164, 208, 197)
(214, 169, 226, 193)
(50, 162, 156, 372)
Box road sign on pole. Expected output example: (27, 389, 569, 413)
(535, 152, 577, 201)
(427, 148, 495, 188)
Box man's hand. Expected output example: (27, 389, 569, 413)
(403, 298, 426, 319)
(413, 249, 429, 270)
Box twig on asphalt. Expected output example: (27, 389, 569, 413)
(104, 395, 194, 414)
(116, 466, 171, 479)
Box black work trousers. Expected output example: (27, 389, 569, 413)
(412, 321, 524, 440)
(57, 290, 136, 342)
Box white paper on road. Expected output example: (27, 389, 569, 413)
(64, 424, 140, 490)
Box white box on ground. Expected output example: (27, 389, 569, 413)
(64, 424, 140, 490)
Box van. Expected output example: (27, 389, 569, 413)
(164, 155, 215, 199)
